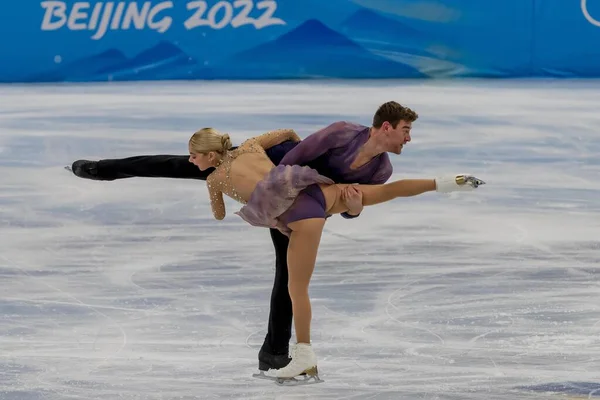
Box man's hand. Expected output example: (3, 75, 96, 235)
(341, 185, 364, 216)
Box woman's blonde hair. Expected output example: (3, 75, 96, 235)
(189, 127, 232, 154)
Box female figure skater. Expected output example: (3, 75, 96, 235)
(188, 127, 484, 382)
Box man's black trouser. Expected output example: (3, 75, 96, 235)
(96, 155, 292, 355)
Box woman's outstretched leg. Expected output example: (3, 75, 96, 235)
(322, 179, 436, 214)
(323, 175, 484, 215)
(360, 179, 436, 206)
(274, 217, 325, 379)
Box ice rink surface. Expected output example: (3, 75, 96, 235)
(1, 79, 599, 399)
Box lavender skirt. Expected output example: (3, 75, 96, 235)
(235, 165, 334, 236)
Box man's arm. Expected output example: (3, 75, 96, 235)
(341, 211, 360, 219)
(279, 121, 357, 167)
(341, 204, 361, 219)
(340, 155, 393, 219)
(265, 140, 299, 166)
(252, 129, 301, 150)
(279, 121, 365, 219)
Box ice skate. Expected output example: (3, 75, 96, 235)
(67, 160, 101, 180)
(435, 174, 486, 193)
(456, 174, 486, 188)
(273, 343, 323, 386)
(252, 348, 292, 381)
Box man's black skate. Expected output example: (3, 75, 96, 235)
(67, 160, 102, 180)
(252, 349, 292, 380)
(258, 348, 291, 371)
(67, 160, 131, 181)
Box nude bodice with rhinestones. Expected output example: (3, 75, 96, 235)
(206, 129, 301, 220)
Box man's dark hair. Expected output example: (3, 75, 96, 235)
(372, 101, 418, 128)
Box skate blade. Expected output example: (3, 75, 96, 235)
(253, 369, 323, 386)
(274, 367, 324, 386)
(252, 371, 277, 381)
(252, 370, 316, 382)
(275, 374, 324, 386)
(456, 175, 486, 188)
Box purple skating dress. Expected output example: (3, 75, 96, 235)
(235, 164, 334, 236)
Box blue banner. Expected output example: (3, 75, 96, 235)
(534, 0, 600, 77)
(1, 0, 600, 82)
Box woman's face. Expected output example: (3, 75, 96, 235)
(188, 148, 214, 171)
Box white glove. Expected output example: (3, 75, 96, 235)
(435, 174, 486, 193)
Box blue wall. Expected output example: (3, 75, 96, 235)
(1, 0, 600, 82)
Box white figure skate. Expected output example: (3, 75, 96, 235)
(274, 343, 323, 386)
(435, 174, 486, 193)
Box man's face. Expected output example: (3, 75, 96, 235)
(382, 120, 412, 154)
